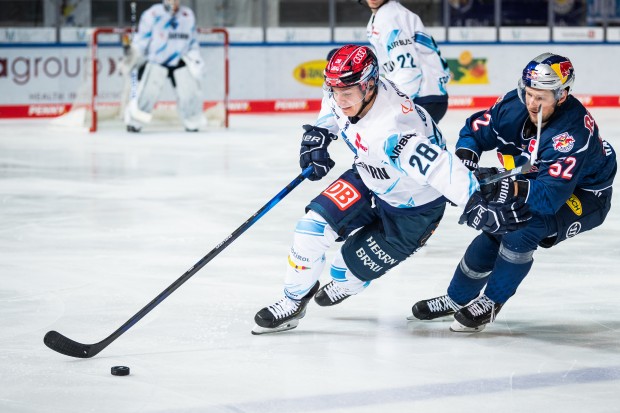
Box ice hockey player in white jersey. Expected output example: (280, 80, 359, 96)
(123, 0, 205, 133)
(251, 45, 531, 335)
(362, 0, 450, 123)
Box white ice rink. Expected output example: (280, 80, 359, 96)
(1, 109, 619, 412)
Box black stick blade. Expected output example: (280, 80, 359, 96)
(44, 331, 96, 358)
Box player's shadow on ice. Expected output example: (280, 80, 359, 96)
(406, 318, 620, 353)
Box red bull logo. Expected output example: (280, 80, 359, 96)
(552, 132, 575, 153)
(551, 60, 573, 84)
(559, 61, 572, 78)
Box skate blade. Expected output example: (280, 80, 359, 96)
(406, 313, 455, 321)
(251, 319, 300, 335)
(449, 320, 486, 333)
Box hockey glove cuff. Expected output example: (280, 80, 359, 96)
(459, 192, 532, 234)
(455, 148, 480, 172)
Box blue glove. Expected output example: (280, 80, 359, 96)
(300, 124, 337, 181)
(459, 192, 532, 234)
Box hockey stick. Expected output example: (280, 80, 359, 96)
(129, 2, 138, 93)
(479, 104, 542, 186)
(44, 166, 314, 358)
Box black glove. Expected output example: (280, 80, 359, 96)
(475, 166, 500, 182)
(459, 192, 532, 234)
(475, 167, 513, 203)
(476, 167, 531, 204)
(300, 124, 337, 181)
(455, 148, 480, 172)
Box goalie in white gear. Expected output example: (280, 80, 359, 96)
(251, 45, 531, 335)
(123, 0, 206, 132)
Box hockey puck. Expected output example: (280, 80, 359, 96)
(111, 366, 130, 376)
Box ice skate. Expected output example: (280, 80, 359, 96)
(450, 294, 502, 333)
(407, 294, 461, 321)
(252, 282, 319, 335)
(314, 281, 352, 307)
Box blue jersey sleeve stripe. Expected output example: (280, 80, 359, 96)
(315, 113, 334, 127)
(414, 32, 438, 52)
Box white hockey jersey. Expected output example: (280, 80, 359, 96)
(133, 4, 202, 68)
(366, 1, 450, 102)
(315, 80, 478, 210)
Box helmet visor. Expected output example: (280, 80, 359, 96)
(324, 84, 367, 109)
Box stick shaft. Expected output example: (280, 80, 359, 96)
(44, 167, 313, 358)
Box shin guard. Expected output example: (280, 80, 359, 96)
(284, 211, 338, 300)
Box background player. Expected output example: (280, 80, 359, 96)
(252, 45, 530, 335)
(123, 0, 205, 132)
(361, 0, 450, 123)
(410, 53, 616, 332)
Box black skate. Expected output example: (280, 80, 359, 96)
(450, 294, 503, 333)
(408, 294, 462, 321)
(252, 281, 320, 335)
(314, 281, 351, 307)
(126, 125, 142, 133)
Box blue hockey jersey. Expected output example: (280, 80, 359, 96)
(456, 89, 616, 215)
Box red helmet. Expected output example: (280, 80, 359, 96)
(324, 45, 379, 90)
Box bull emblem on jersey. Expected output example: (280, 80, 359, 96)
(552, 132, 575, 153)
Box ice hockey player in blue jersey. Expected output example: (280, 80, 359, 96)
(122, 0, 205, 133)
(251, 45, 531, 335)
(361, 0, 450, 123)
(411, 52, 616, 332)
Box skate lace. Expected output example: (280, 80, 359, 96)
(428, 295, 460, 313)
(468, 296, 497, 320)
(325, 282, 348, 302)
(268, 298, 300, 320)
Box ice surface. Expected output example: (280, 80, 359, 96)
(1, 109, 619, 412)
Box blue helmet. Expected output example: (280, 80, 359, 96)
(518, 53, 575, 102)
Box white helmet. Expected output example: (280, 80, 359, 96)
(518, 52, 575, 102)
